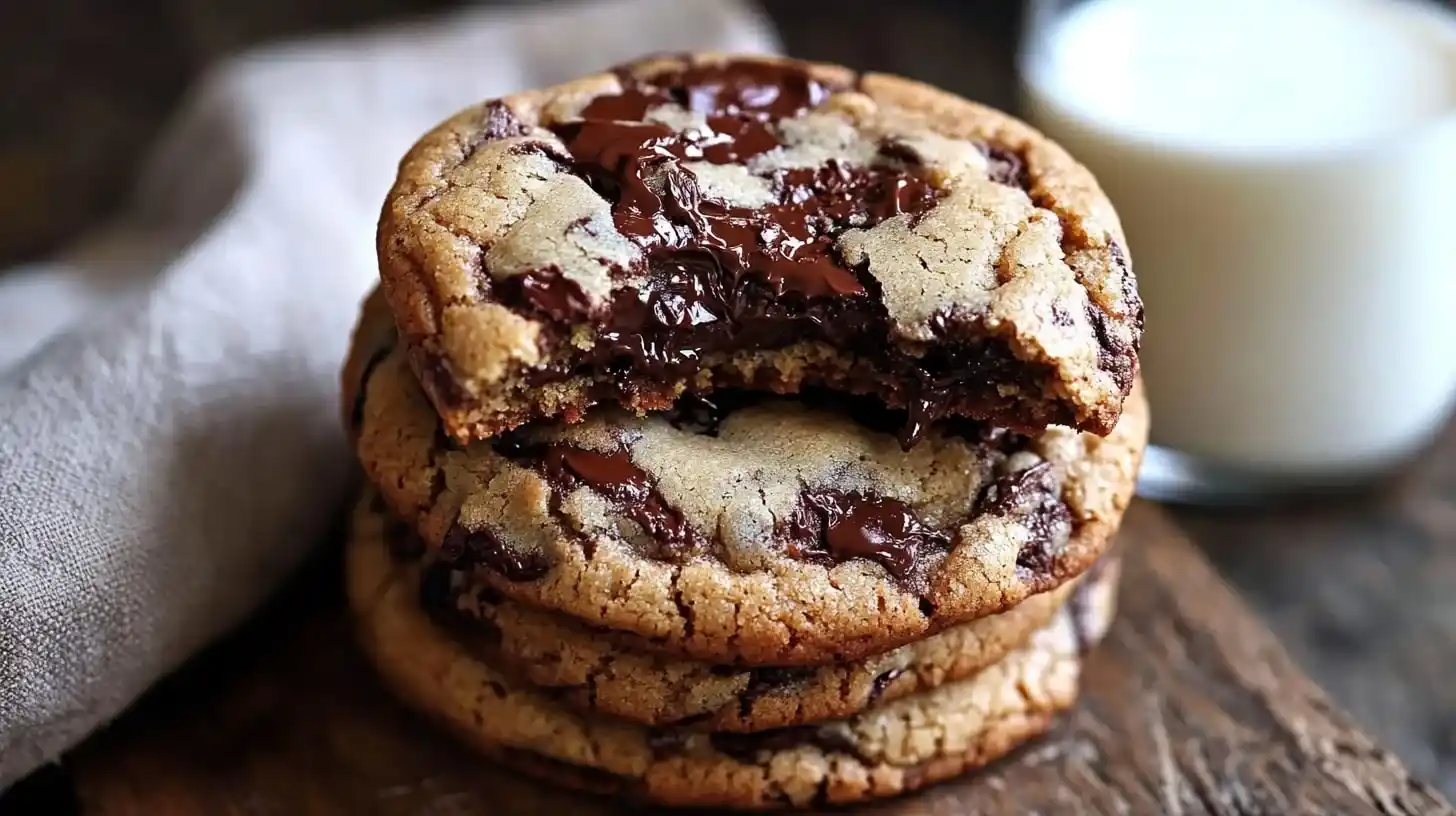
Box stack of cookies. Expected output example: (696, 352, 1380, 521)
(341, 53, 1148, 809)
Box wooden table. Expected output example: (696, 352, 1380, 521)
(3, 0, 1455, 811)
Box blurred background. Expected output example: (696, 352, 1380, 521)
(2, 0, 1455, 800)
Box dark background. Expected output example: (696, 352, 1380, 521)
(2, 0, 1455, 808)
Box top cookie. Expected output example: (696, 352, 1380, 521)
(377, 52, 1142, 446)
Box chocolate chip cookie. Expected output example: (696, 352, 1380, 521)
(354, 489, 1101, 731)
(347, 505, 1118, 809)
(376, 52, 1142, 447)
(345, 301, 1147, 666)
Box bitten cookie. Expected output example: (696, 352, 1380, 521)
(345, 302, 1147, 665)
(375, 52, 1142, 446)
(355, 489, 1093, 731)
(347, 504, 1119, 809)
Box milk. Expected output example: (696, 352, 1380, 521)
(1021, 0, 1456, 487)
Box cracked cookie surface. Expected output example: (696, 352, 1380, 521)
(347, 500, 1118, 809)
(376, 52, 1142, 446)
(345, 294, 1146, 665)
(355, 490, 1101, 731)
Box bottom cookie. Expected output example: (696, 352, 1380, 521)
(347, 504, 1119, 809)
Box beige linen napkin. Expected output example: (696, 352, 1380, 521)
(0, 0, 777, 788)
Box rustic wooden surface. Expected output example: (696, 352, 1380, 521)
(37, 503, 1442, 815)
(3, 0, 1456, 811)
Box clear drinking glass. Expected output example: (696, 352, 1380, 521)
(1017, 0, 1456, 505)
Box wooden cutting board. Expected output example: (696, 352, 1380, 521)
(64, 502, 1452, 815)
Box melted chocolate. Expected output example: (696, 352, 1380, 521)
(710, 725, 862, 763)
(1096, 240, 1143, 392)
(441, 524, 552, 582)
(477, 61, 1078, 441)
(1108, 241, 1140, 318)
(417, 351, 471, 410)
(463, 62, 1128, 440)
(544, 444, 699, 553)
(491, 440, 703, 558)
(785, 491, 952, 581)
(975, 461, 1073, 575)
(492, 266, 595, 323)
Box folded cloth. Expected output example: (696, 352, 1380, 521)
(0, 0, 777, 788)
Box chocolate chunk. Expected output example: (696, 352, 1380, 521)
(533, 444, 702, 558)
(975, 462, 1073, 576)
(1110, 239, 1145, 337)
(1087, 302, 1137, 392)
(868, 667, 906, 704)
(416, 351, 470, 409)
(1077, 241, 1141, 392)
(785, 491, 952, 581)
(711, 725, 862, 764)
(739, 667, 816, 717)
(977, 461, 1050, 517)
(493, 267, 595, 323)
(441, 523, 552, 582)
(480, 100, 529, 141)
(982, 144, 1030, 190)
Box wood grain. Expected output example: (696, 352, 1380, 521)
(66, 502, 1451, 815)
(1178, 418, 1456, 795)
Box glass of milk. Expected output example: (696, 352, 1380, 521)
(1019, 0, 1456, 504)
